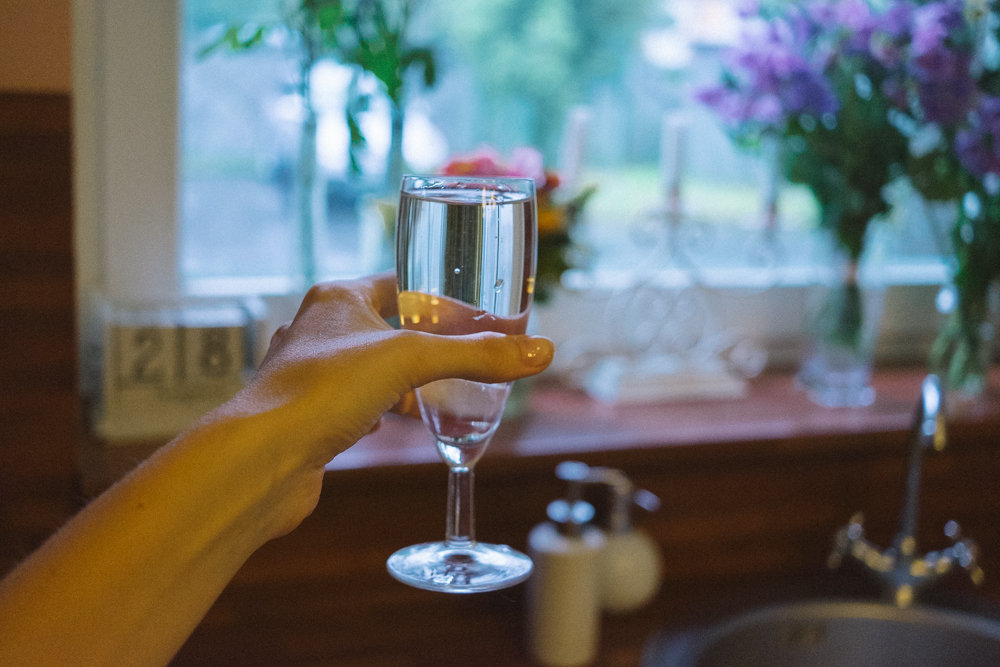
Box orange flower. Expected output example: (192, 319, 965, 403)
(538, 205, 567, 236)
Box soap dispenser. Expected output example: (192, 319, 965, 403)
(526, 461, 606, 666)
(588, 467, 663, 614)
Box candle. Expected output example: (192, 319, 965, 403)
(660, 112, 687, 217)
(558, 106, 591, 194)
(759, 133, 781, 234)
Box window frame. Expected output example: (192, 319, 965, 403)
(74, 0, 952, 428)
(74, 0, 182, 307)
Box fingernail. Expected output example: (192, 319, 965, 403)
(520, 336, 553, 367)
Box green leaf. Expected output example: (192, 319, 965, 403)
(402, 47, 437, 88)
(197, 23, 269, 58)
(316, 2, 345, 31)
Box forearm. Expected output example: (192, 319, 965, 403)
(0, 405, 315, 666)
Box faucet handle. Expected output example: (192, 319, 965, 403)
(944, 519, 964, 542)
(944, 520, 986, 586)
(846, 511, 866, 538)
(828, 512, 866, 569)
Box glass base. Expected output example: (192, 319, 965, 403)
(386, 541, 533, 594)
(797, 347, 876, 408)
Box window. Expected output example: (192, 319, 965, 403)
(76, 0, 948, 431)
(176, 0, 947, 286)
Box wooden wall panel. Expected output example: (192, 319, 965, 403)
(0, 92, 80, 570)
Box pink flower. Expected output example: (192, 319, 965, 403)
(441, 146, 508, 177)
(441, 145, 549, 189)
(507, 147, 547, 185)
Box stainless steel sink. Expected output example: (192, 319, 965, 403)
(643, 600, 1000, 666)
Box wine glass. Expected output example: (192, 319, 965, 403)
(387, 174, 537, 593)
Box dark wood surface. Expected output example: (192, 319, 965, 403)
(0, 91, 81, 571)
(3, 91, 1000, 666)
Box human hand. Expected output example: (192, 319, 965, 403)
(213, 272, 553, 534)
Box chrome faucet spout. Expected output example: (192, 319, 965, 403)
(894, 374, 945, 557)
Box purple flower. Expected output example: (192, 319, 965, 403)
(908, 0, 967, 83)
(736, 0, 760, 20)
(917, 75, 975, 126)
(697, 12, 838, 132)
(911, 0, 965, 57)
(903, 0, 976, 125)
(956, 96, 1000, 178)
(869, 2, 912, 68)
(879, 1, 913, 38)
(833, 0, 876, 31)
(834, 0, 879, 50)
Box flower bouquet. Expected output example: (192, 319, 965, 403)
(698, 0, 912, 406)
(441, 146, 596, 302)
(880, 0, 1000, 398)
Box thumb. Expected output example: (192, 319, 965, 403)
(398, 331, 554, 388)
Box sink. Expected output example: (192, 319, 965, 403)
(642, 600, 1000, 666)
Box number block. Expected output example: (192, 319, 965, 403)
(174, 308, 248, 399)
(98, 303, 254, 442)
(103, 311, 180, 408)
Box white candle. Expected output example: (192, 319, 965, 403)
(558, 106, 592, 194)
(759, 132, 781, 233)
(660, 112, 687, 216)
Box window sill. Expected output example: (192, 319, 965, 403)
(79, 366, 999, 495)
(327, 366, 999, 474)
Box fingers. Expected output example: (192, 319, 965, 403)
(258, 273, 553, 411)
(398, 291, 529, 335)
(364, 271, 400, 320)
(390, 391, 421, 419)
(387, 334, 552, 421)
(270, 323, 290, 346)
(292, 273, 398, 327)
(258, 323, 291, 368)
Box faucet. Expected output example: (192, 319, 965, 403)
(828, 374, 985, 607)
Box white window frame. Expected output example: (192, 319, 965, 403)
(74, 0, 182, 308)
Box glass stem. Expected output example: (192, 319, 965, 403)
(446, 466, 475, 546)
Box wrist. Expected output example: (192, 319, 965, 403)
(186, 396, 326, 541)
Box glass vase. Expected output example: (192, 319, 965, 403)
(929, 282, 995, 400)
(927, 188, 999, 402)
(797, 235, 885, 407)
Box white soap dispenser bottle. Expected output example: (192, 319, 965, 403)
(590, 468, 663, 614)
(526, 462, 606, 667)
